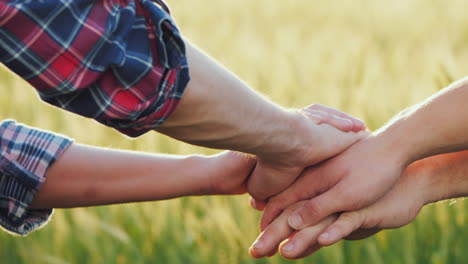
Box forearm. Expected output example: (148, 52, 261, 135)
(31, 143, 214, 208)
(156, 40, 306, 158)
(416, 151, 468, 204)
(374, 77, 468, 165)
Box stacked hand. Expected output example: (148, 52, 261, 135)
(154, 43, 468, 260)
(249, 150, 468, 259)
(244, 78, 468, 259)
(247, 104, 367, 209)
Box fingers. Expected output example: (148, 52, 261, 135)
(305, 104, 366, 132)
(279, 215, 337, 259)
(249, 204, 304, 258)
(249, 197, 266, 211)
(288, 186, 348, 230)
(303, 108, 353, 132)
(261, 203, 285, 231)
(317, 211, 366, 246)
(260, 167, 332, 231)
(281, 242, 321, 260)
(307, 104, 366, 131)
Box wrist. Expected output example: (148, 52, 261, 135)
(202, 151, 256, 195)
(415, 152, 468, 205)
(373, 111, 427, 167)
(375, 79, 468, 164)
(241, 108, 306, 159)
(400, 159, 437, 206)
(182, 155, 216, 196)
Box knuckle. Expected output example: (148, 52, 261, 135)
(278, 191, 300, 207)
(308, 104, 322, 110)
(318, 112, 331, 122)
(338, 212, 361, 231)
(248, 189, 268, 202)
(265, 201, 285, 218)
(338, 188, 365, 211)
(268, 196, 285, 211)
(283, 206, 298, 215)
(302, 200, 323, 222)
(338, 119, 353, 131)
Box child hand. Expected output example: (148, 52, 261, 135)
(205, 151, 256, 195)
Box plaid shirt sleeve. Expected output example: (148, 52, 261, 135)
(0, 0, 190, 137)
(0, 120, 72, 235)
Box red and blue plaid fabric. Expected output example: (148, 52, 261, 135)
(0, 0, 189, 137)
(0, 120, 72, 235)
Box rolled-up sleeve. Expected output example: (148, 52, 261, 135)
(0, 120, 72, 235)
(0, 0, 190, 137)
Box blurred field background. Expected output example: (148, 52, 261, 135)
(2, 0, 468, 263)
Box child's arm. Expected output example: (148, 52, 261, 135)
(249, 150, 468, 259)
(31, 145, 256, 209)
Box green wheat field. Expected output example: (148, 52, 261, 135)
(3, 0, 468, 263)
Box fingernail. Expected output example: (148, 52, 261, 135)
(289, 212, 304, 229)
(249, 197, 256, 208)
(319, 230, 337, 244)
(282, 242, 295, 252)
(252, 239, 264, 249)
(319, 232, 329, 242)
(354, 119, 367, 131)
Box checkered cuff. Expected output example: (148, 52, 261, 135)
(0, 120, 72, 235)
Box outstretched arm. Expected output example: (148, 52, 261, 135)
(0, 1, 365, 208)
(31, 146, 255, 208)
(0, 120, 254, 235)
(157, 41, 366, 205)
(251, 150, 468, 259)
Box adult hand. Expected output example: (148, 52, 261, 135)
(320, 150, 468, 245)
(249, 200, 336, 259)
(252, 150, 468, 259)
(258, 78, 468, 232)
(259, 132, 408, 233)
(247, 104, 367, 210)
(250, 153, 430, 259)
(155, 42, 365, 208)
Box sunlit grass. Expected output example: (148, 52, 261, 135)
(2, 0, 468, 263)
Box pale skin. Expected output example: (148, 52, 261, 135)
(250, 150, 468, 259)
(252, 77, 468, 258)
(31, 145, 256, 209)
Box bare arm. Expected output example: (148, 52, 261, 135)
(31, 144, 255, 208)
(157, 40, 366, 204)
(376, 77, 468, 163)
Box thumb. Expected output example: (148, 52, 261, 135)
(249, 196, 266, 211)
(247, 160, 302, 205)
